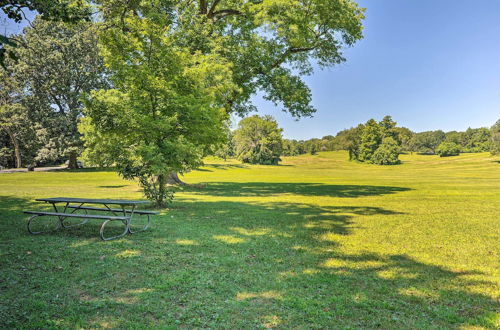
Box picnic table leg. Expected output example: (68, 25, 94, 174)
(51, 202, 65, 230)
(27, 214, 60, 234)
(99, 203, 130, 241)
(126, 205, 149, 234)
(60, 203, 90, 228)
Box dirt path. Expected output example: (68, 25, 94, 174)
(0, 166, 66, 173)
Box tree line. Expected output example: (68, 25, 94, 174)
(222, 115, 500, 165)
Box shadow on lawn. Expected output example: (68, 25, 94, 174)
(185, 182, 412, 198)
(0, 196, 497, 328)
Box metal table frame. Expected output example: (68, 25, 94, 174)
(29, 197, 150, 240)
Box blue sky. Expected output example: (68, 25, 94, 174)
(251, 0, 500, 139)
(2, 1, 499, 140)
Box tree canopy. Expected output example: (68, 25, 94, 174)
(0, 0, 91, 67)
(94, 0, 365, 118)
(80, 11, 235, 206)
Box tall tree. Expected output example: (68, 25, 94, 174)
(80, 12, 235, 206)
(15, 17, 106, 168)
(95, 0, 365, 118)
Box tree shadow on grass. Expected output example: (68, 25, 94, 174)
(184, 182, 412, 198)
(204, 164, 249, 170)
(0, 196, 497, 328)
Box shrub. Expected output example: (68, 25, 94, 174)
(371, 137, 401, 165)
(436, 142, 460, 157)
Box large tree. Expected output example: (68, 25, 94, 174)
(15, 17, 106, 168)
(96, 0, 365, 118)
(81, 0, 364, 204)
(80, 12, 235, 206)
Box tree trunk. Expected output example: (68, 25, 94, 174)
(157, 174, 166, 206)
(167, 171, 187, 185)
(5, 127, 21, 168)
(67, 151, 78, 169)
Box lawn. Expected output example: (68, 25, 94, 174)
(0, 151, 499, 328)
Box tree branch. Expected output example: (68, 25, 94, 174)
(199, 0, 208, 14)
(207, 0, 221, 18)
(212, 9, 242, 19)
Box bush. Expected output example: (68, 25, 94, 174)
(371, 137, 401, 165)
(436, 142, 460, 157)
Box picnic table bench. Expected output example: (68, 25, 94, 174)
(24, 197, 159, 241)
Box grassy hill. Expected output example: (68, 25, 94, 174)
(0, 151, 499, 328)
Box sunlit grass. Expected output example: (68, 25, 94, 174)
(0, 151, 499, 328)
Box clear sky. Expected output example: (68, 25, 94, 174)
(2, 1, 499, 140)
(250, 0, 500, 139)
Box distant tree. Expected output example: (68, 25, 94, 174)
(0, 60, 38, 168)
(342, 116, 403, 164)
(460, 127, 491, 152)
(358, 119, 382, 162)
(436, 142, 460, 157)
(379, 115, 400, 142)
(309, 143, 318, 155)
(372, 137, 400, 165)
(215, 128, 235, 161)
(414, 131, 445, 154)
(491, 120, 500, 155)
(234, 115, 283, 165)
(393, 127, 414, 152)
(445, 131, 462, 145)
(15, 17, 106, 168)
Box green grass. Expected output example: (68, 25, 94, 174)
(0, 151, 499, 328)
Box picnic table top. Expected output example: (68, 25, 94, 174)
(35, 197, 149, 205)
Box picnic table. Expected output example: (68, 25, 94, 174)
(24, 197, 159, 241)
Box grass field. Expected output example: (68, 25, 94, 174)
(0, 151, 499, 328)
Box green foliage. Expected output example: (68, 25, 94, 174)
(358, 119, 383, 162)
(0, 61, 39, 168)
(490, 120, 500, 155)
(413, 130, 445, 154)
(371, 137, 401, 165)
(80, 13, 234, 206)
(0, 0, 91, 67)
(234, 115, 283, 165)
(460, 127, 491, 152)
(215, 128, 235, 161)
(95, 0, 365, 118)
(436, 142, 460, 157)
(11, 17, 105, 167)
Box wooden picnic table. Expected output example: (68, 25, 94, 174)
(24, 197, 158, 241)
